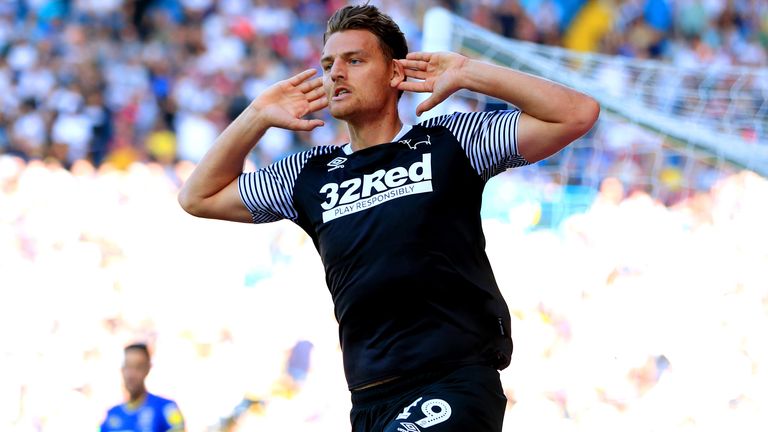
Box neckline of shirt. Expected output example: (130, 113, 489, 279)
(341, 123, 410, 156)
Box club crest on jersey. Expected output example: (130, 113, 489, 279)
(327, 157, 347, 171)
(399, 135, 431, 150)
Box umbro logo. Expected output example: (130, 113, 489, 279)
(399, 135, 431, 150)
(398, 423, 421, 432)
(327, 157, 347, 171)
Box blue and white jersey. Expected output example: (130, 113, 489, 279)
(238, 110, 528, 389)
(100, 393, 184, 432)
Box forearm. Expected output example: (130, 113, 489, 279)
(178, 68, 324, 221)
(459, 59, 592, 125)
(457, 58, 599, 162)
(178, 104, 269, 213)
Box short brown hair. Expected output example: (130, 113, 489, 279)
(125, 343, 151, 361)
(324, 3, 408, 62)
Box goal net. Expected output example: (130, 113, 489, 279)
(421, 7, 767, 222)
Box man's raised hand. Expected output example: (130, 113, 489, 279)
(253, 69, 328, 131)
(397, 52, 469, 116)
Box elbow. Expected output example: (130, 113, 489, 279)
(548, 96, 600, 158)
(572, 96, 600, 138)
(177, 188, 204, 217)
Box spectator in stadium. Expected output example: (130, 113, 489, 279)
(100, 343, 185, 432)
(178, 3, 598, 432)
(1, 0, 764, 171)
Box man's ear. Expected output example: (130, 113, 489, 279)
(390, 58, 405, 88)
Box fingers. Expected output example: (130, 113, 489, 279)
(401, 68, 428, 80)
(305, 84, 328, 113)
(405, 52, 431, 62)
(398, 59, 428, 71)
(291, 118, 325, 132)
(397, 81, 429, 93)
(288, 69, 318, 87)
(297, 76, 323, 94)
(416, 97, 438, 117)
(398, 58, 429, 81)
(305, 86, 326, 102)
(307, 97, 328, 113)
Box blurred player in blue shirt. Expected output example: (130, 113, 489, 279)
(100, 343, 185, 432)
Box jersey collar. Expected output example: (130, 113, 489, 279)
(341, 123, 411, 155)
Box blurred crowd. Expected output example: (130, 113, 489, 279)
(0, 0, 765, 171)
(1, 155, 766, 431)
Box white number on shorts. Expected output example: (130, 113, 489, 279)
(396, 397, 422, 420)
(415, 399, 452, 428)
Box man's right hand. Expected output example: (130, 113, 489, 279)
(179, 69, 329, 223)
(253, 68, 328, 131)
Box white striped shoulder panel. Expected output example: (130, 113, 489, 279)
(419, 110, 530, 182)
(238, 146, 337, 224)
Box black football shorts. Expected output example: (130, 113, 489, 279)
(350, 364, 507, 432)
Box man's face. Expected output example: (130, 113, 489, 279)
(321, 29, 397, 121)
(121, 349, 150, 398)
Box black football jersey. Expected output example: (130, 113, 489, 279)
(238, 110, 529, 389)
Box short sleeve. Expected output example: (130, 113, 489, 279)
(162, 401, 185, 431)
(419, 110, 530, 181)
(238, 146, 336, 223)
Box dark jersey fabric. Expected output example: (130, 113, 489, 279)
(238, 110, 528, 389)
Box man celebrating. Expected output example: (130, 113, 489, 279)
(178, 3, 599, 431)
(100, 343, 185, 432)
